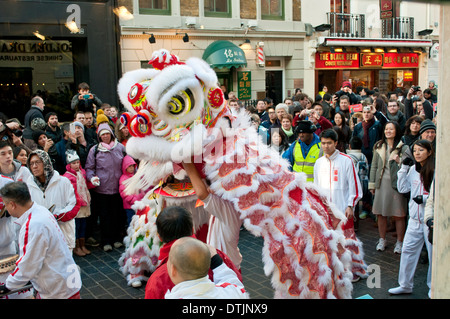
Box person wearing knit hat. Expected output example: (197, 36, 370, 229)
(73, 121, 85, 132)
(342, 81, 352, 89)
(85, 115, 126, 252)
(334, 81, 359, 105)
(63, 149, 92, 257)
(96, 109, 109, 126)
(419, 119, 436, 147)
(66, 149, 80, 164)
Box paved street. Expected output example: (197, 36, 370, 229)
(74, 216, 430, 299)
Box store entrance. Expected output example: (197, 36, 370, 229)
(0, 67, 33, 119)
(266, 70, 283, 105)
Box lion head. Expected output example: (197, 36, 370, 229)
(117, 49, 231, 163)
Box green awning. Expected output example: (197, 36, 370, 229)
(202, 40, 247, 69)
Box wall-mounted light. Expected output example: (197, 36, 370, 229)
(314, 24, 332, 32)
(148, 34, 156, 44)
(418, 29, 433, 36)
(113, 6, 134, 20)
(374, 48, 384, 53)
(65, 21, 80, 33)
(240, 39, 251, 49)
(33, 31, 45, 41)
(361, 48, 371, 53)
(182, 33, 189, 43)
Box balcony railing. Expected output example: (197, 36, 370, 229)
(382, 17, 414, 39)
(327, 12, 365, 38)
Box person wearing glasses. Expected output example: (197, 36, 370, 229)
(25, 150, 80, 253)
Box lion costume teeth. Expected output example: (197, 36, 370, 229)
(118, 49, 366, 298)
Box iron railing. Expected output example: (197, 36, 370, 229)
(327, 12, 365, 38)
(382, 17, 414, 39)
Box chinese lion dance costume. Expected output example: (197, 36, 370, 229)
(118, 49, 366, 299)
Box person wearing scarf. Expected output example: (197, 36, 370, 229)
(85, 120, 126, 252)
(26, 149, 80, 252)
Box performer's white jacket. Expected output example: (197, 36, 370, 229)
(26, 171, 78, 249)
(204, 193, 243, 269)
(313, 150, 362, 212)
(397, 164, 428, 223)
(164, 262, 249, 299)
(7, 202, 81, 299)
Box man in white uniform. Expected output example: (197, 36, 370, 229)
(0, 181, 81, 299)
(314, 129, 366, 281)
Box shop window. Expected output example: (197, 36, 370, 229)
(204, 0, 231, 18)
(139, 0, 171, 15)
(261, 0, 284, 20)
(330, 0, 350, 13)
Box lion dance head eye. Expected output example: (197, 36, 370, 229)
(167, 88, 195, 116)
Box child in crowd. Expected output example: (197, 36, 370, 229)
(109, 106, 119, 124)
(119, 155, 145, 227)
(347, 136, 370, 222)
(100, 104, 116, 129)
(71, 82, 103, 114)
(63, 150, 95, 257)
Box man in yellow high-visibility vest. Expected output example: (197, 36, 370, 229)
(282, 120, 322, 182)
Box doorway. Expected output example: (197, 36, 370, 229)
(266, 70, 283, 105)
(0, 67, 33, 119)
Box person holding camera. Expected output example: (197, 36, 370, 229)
(334, 81, 359, 106)
(71, 82, 103, 114)
(404, 86, 433, 120)
(389, 139, 434, 297)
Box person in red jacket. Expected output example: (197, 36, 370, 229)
(144, 205, 242, 299)
(63, 150, 96, 257)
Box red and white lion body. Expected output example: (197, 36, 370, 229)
(117, 49, 366, 298)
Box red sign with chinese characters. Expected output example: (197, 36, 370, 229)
(380, 0, 395, 19)
(360, 53, 384, 67)
(315, 52, 359, 69)
(384, 53, 419, 68)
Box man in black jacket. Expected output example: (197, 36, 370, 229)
(23, 96, 45, 142)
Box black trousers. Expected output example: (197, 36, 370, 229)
(90, 191, 126, 246)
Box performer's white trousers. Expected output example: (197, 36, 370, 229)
(398, 218, 432, 290)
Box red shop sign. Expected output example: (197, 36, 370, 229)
(360, 53, 384, 67)
(315, 52, 359, 69)
(380, 0, 395, 19)
(384, 53, 419, 68)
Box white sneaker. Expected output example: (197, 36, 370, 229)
(114, 241, 123, 248)
(131, 281, 142, 288)
(376, 238, 386, 251)
(388, 286, 412, 295)
(103, 244, 113, 252)
(394, 241, 402, 254)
